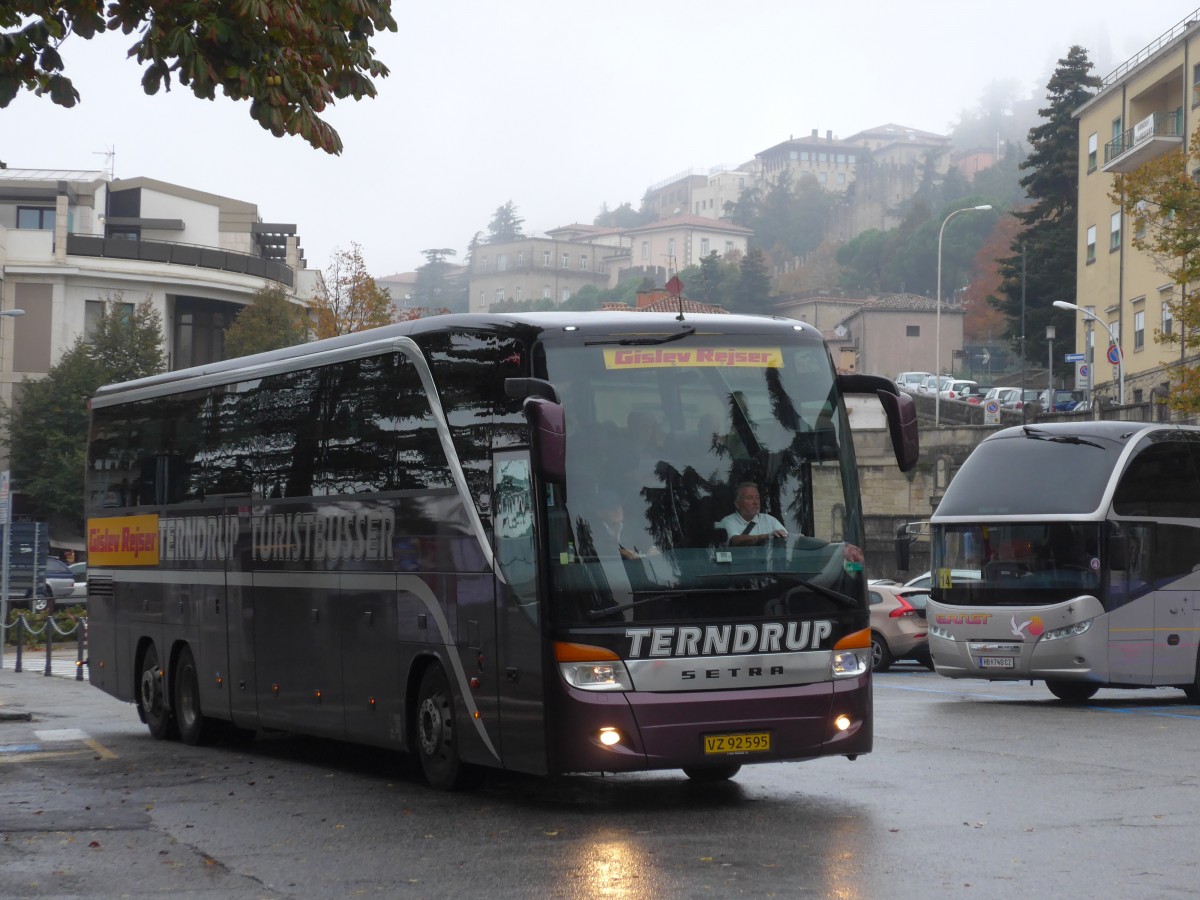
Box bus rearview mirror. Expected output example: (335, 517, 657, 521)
(525, 397, 565, 483)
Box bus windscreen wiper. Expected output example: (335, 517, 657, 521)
(586, 591, 686, 620)
(585, 327, 695, 347)
(1021, 427, 1104, 449)
(699, 571, 859, 609)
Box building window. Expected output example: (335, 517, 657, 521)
(818, 172, 828, 184)
(479, 291, 486, 307)
(497, 254, 507, 272)
(1134, 310, 1145, 349)
(799, 151, 809, 161)
(1194, 63, 1200, 106)
(1087, 133, 1098, 171)
(667, 238, 676, 259)
(1162, 296, 1173, 336)
(1086, 225, 1096, 262)
(495, 288, 505, 304)
(1112, 116, 1123, 143)
(479, 256, 488, 272)
(836, 172, 846, 185)
(725, 241, 733, 253)
(16, 207, 55, 230)
(1110, 212, 1121, 251)
(580, 254, 589, 271)
(789, 150, 798, 160)
(515, 251, 524, 267)
(542, 286, 551, 299)
(561, 252, 569, 269)
(906, 325, 920, 337)
(700, 238, 710, 255)
(641, 240, 649, 260)
(560, 288, 570, 303)
(818, 152, 828, 163)
(515, 286, 523, 302)
(543, 250, 551, 266)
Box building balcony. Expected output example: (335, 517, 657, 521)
(1102, 108, 1184, 173)
(64, 233, 294, 286)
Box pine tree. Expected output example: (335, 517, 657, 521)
(994, 45, 1101, 365)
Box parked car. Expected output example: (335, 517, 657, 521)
(919, 374, 953, 395)
(939, 379, 979, 402)
(68, 561, 87, 603)
(29, 556, 76, 612)
(904, 568, 981, 590)
(896, 371, 933, 392)
(869, 584, 933, 671)
(962, 384, 992, 404)
(1035, 389, 1086, 412)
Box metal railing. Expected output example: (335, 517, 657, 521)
(1104, 108, 1184, 165)
(1, 612, 86, 679)
(1102, 9, 1200, 88)
(65, 233, 294, 287)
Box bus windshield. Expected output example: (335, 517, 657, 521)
(541, 334, 864, 625)
(931, 521, 1104, 607)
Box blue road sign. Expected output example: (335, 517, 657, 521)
(1064, 353, 1085, 362)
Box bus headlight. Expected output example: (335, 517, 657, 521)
(830, 628, 870, 678)
(558, 661, 633, 691)
(1041, 619, 1093, 642)
(554, 641, 633, 691)
(831, 649, 869, 678)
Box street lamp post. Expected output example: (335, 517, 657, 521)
(935, 205, 993, 426)
(1053, 300, 1123, 405)
(1046, 325, 1055, 411)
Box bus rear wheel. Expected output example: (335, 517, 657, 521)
(416, 664, 473, 790)
(1045, 680, 1099, 703)
(138, 643, 177, 740)
(174, 645, 213, 746)
(683, 764, 742, 783)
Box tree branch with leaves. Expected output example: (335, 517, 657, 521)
(0, 0, 397, 153)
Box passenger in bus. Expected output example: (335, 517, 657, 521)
(590, 491, 656, 560)
(719, 482, 788, 546)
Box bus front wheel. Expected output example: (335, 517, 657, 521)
(416, 664, 473, 790)
(138, 643, 177, 740)
(1045, 680, 1099, 703)
(174, 645, 213, 746)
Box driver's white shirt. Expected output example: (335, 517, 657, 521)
(719, 511, 785, 538)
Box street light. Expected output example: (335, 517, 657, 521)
(1053, 300, 1123, 405)
(935, 205, 992, 426)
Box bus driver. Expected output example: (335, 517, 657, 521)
(720, 482, 788, 547)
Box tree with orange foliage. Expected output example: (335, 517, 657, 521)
(963, 213, 1020, 342)
(309, 244, 394, 339)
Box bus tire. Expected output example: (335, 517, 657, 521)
(683, 764, 741, 782)
(416, 664, 472, 791)
(870, 631, 893, 672)
(174, 645, 213, 746)
(1045, 680, 1099, 703)
(138, 643, 177, 740)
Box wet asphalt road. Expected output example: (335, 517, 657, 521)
(3, 660, 1199, 899)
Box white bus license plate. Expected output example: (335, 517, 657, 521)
(979, 656, 1014, 669)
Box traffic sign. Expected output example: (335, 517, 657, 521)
(1107, 344, 1122, 365)
(1064, 353, 1085, 362)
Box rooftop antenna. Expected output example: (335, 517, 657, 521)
(93, 146, 115, 180)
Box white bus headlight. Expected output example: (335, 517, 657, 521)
(558, 661, 633, 691)
(1041, 619, 1093, 642)
(831, 649, 869, 678)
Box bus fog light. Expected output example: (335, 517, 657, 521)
(598, 727, 622, 747)
(834, 714, 852, 732)
(831, 649, 868, 678)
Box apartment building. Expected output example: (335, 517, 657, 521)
(467, 225, 628, 312)
(0, 168, 319, 420)
(620, 215, 751, 284)
(1073, 10, 1199, 406)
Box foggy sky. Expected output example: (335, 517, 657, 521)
(0, 0, 1179, 278)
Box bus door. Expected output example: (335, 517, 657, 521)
(1148, 523, 1199, 684)
(492, 451, 548, 774)
(222, 498, 258, 728)
(1107, 522, 1155, 684)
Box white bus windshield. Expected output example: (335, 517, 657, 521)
(541, 336, 864, 625)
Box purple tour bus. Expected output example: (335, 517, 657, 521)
(85, 311, 917, 789)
